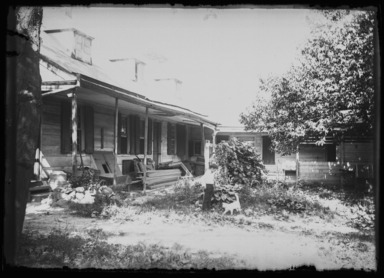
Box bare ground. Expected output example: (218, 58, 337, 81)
(23, 193, 376, 271)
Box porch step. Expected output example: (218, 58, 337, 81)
(29, 192, 51, 203)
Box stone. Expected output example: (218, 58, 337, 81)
(52, 199, 69, 208)
(99, 185, 114, 196)
(41, 197, 53, 206)
(75, 187, 85, 193)
(77, 194, 95, 204)
(51, 191, 62, 201)
(75, 192, 85, 200)
(61, 192, 72, 201)
(48, 171, 68, 190)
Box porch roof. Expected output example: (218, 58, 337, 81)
(40, 31, 219, 128)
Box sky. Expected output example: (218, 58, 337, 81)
(42, 6, 313, 126)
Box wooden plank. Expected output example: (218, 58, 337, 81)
(168, 161, 193, 177)
(30, 185, 51, 193)
(145, 174, 181, 183)
(103, 152, 122, 176)
(148, 180, 178, 190)
(144, 107, 148, 193)
(145, 176, 180, 186)
(146, 170, 182, 178)
(93, 152, 109, 174)
(146, 174, 181, 181)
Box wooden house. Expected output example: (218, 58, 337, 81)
(35, 28, 218, 189)
(216, 126, 374, 185)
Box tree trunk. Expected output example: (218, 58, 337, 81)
(202, 184, 214, 211)
(5, 7, 43, 265)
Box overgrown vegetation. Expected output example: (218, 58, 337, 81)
(215, 138, 266, 187)
(67, 167, 102, 189)
(240, 10, 375, 154)
(16, 227, 240, 269)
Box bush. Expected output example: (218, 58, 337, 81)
(139, 178, 203, 211)
(212, 184, 241, 204)
(215, 138, 266, 187)
(67, 167, 102, 189)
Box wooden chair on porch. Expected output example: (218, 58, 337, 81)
(92, 151, 129, 186)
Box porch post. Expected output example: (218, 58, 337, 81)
(143, 107, 149, 193)
(38, 116, 42, 180)
(212, 129, 217, 154)
(114, 98, 119, 185)
(200, 123, 205, 156)
(204, 140, 210, 172)
(71, 89, 78, 176)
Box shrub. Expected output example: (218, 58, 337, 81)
(215, 138, 266, 187)
(68, 167, 101, 190)
(212, 184, 241, 204)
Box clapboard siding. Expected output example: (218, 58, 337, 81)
(41, 97, 62, 155)
(299, 161, 341, 183)
(342, 143, 373, 163)
(299, 145, 327, 161)
(94, 109, 114, 151)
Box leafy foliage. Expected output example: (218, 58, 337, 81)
(215, 137, 266, 186)
(68, 167, 101, 189)
(212, 184, 241, 204)
(17, 228, 238, 269)
(240, 10, 375, 154)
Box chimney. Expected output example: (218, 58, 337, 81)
(44, 28, 94, 65)
(154, 78, 183, 102)
(109, 58, 146, 83)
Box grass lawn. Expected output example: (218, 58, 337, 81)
(16, 178, 376, 271)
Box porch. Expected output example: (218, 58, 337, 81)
(34, 74, 218, 192)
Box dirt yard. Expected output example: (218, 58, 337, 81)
(21, 185, 376, 271)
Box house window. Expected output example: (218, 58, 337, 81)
(262, 136, 275, 165)
(128, 115, 152, 155)
(140, 120, 145, 154)
(118, 114, 128, 154)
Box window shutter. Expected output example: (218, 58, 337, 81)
(60, 101, 71, 154)
(167, 123, 175, 155)
(83, 105, 94, 154)
(117, 113, 122, 154)
(147, 118, 153, 155)
(135, 116, 141, 155)
(189, 140, 194, 157)
(176, 124, 186, 156)
(129, 115, 135, 154)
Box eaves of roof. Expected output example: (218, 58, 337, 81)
(78, 75, 219, 128)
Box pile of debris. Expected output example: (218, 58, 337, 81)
(39, 170, 115, 208)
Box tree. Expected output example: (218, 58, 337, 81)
(5, 7, 43, 264)
(240, 10, 376, 155)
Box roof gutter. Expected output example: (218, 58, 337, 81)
(41, 84, 79, 97)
